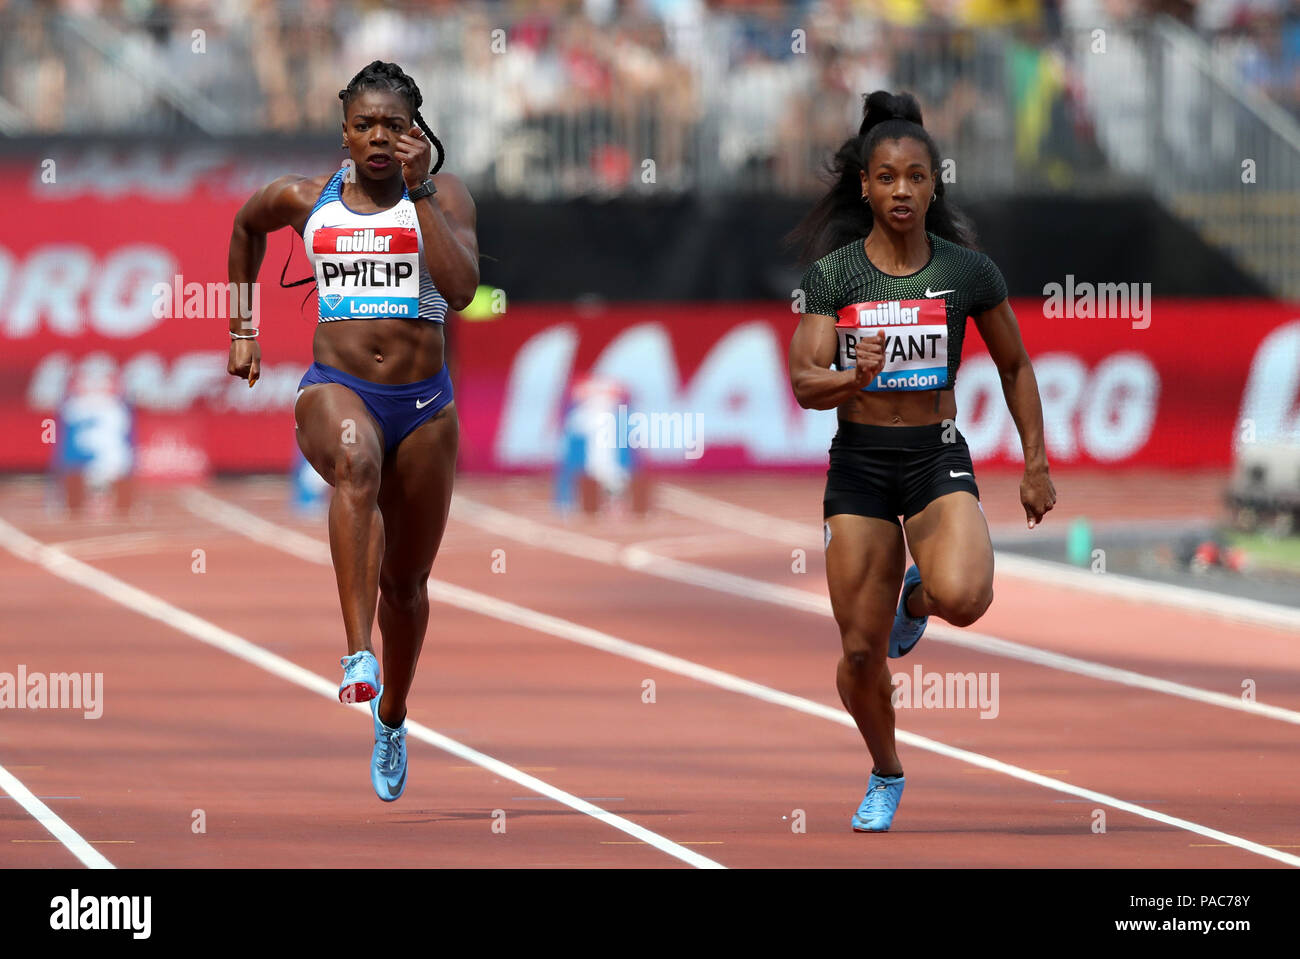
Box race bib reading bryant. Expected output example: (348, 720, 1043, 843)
(799, 233, 1007, 392)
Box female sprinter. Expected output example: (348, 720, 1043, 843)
(226, 61, 479, 802)
(787, 91, 1055, 832)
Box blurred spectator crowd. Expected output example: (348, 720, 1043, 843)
(3, 0, 1299, 195)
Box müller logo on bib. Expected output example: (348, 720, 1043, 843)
(836, 298, 950, 392)
(316, 226, 419, 255)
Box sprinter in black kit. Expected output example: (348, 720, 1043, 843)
(787, 91, 1056, 832)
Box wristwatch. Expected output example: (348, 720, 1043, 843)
(408, 178, 437, 202)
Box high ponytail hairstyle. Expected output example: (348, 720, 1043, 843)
(338, 60, 445, 175)
(787, 90, 978, 265)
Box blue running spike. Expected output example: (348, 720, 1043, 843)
(851, 772, 905, 832)
(888, 565, 928, 659)
(370, 687, 408, 802)
(339, 650, 379, 703)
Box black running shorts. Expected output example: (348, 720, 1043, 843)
(823, 421, 980, 524)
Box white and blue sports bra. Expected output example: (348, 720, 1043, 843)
(301, 168, 448, 324)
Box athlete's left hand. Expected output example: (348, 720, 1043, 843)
(1021, 464, 1056, 529)
(396, 126, 432, 189)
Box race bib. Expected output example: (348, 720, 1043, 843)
(312, 227, 420, 319)
(836, 298, 949, 391)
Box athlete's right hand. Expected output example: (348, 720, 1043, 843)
(228, 338, 261, 388)
(853, 331, 887, 388)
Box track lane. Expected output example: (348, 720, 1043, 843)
(3, 475, 1295, 868)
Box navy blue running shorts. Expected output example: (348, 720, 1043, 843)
(297, 361, 454, 455)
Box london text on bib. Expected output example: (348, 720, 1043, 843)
(311, 227, 420, 319)
(835, 298, 949, 391)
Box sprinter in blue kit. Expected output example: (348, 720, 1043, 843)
(787, 91, 1056, 832)
(227, 61, 479, 802)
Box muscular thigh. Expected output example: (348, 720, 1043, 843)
(825, 513, 906, 658)
(295, 384, 384, 485)
(377, 402, 460, 584)
(902, 491, 993, 600)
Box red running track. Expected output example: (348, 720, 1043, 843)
(0, 471, 1296, 868)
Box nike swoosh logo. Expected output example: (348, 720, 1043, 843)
(925, 288, 955, 297)
(414, 391, 442, 409)
(377, 773, 404, 800)
(949, 470, 972, 478)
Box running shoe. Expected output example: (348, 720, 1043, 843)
(339, 650, 379, 704)
(851, 772, 905, 832)
(888, 564, 928, 659)
(370, 687, 408, 802)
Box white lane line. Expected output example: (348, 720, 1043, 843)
(656, 484, 815, 545)
(658, 483, 1300, 632)
(449, 494, 1300, 726)
(0, 764, 114, 869)
(0, 511, 722, 871)
(623, 532, 757, 558)
(183, 490, 1300, 869)
(991, 552, 1300, 631)
(46, 531, 176, 561)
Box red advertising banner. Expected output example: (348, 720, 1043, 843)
(0, 160, 319, 474)
(453, 300, 1299, 471)
(2, 159, 1297, 473)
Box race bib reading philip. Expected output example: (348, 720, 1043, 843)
(311, 227, 420, 319)
(835, 298, 949, 391)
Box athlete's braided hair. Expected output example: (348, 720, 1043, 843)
(787, 90, 978, 265)
(339, 60, 445, 175)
